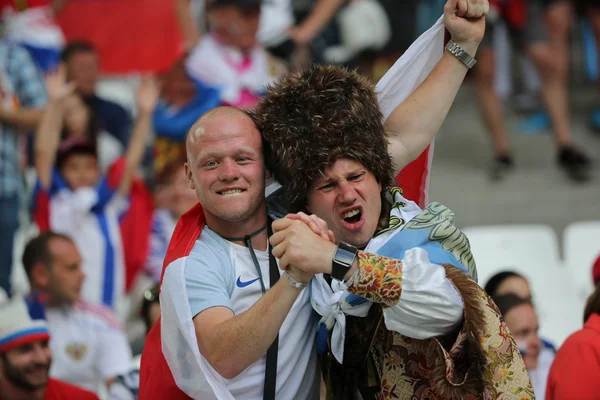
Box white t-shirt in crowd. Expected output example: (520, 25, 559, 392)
(46, 301, 133, 394)
(181, 226, 320, 400)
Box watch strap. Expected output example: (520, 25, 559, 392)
(445, 40, 477, 69)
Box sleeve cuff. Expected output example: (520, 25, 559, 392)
(346, 250, 403, 307)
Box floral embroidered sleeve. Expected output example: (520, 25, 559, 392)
(346, 251, 403, 307)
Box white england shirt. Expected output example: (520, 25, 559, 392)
(167, 226, 320, 399)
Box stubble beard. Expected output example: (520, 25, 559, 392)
(1, 356, 50, 392)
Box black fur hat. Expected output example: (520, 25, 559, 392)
(253, 64, 395, 211)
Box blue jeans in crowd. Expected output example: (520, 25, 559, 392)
(0, 195, 20, 297)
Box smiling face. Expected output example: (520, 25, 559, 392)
(60, 153, 100, 190)
(185, 109, 266, 235)
(0, 340, 52, 392)
(306, 158, 382, 248)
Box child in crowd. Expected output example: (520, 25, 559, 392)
(32, 65, 158, 312)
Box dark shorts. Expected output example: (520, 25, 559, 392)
(481, 1, 547, 50)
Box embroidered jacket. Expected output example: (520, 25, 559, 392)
(322, 191, 535, 400)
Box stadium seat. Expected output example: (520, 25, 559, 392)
(563, 221, 600, 304)
(463, 224, 581, 346)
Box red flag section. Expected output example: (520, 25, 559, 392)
(55, 0, 184, 74)
(394, 146, 431, 209)
(139, 203, 205, 400)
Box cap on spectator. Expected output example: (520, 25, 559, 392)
(56, 137, 98, 169)
(592, 255, 600, 286)
(0, 297, 50, 354)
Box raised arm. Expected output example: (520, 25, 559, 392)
(385, 0, 488, 174)
(117, 78, 159, 196)
(0, 108, 45, 132)
(34, 67, 75, 188)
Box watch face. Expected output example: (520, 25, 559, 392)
(332, 243, 359, 280)
(335, 247, 356, 267)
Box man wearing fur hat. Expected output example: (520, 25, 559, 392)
(254, 1, 534, 399)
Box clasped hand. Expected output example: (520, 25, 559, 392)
(270, 212, 337, 283)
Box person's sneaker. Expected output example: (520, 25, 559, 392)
(490, 154, 514, 181)
(558, 146, 591, 182)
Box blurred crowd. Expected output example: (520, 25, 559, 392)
(0, 0, 599, 399)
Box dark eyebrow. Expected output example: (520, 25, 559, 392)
(315, 176, 335, 187)
(348, 169, 366, 176)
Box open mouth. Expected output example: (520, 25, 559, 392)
(342, 207, 362, 224)
(218, 189, 245, 195)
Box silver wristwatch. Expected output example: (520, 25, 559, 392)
(445, 40, 477, 69)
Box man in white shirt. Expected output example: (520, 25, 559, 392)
(21, 232, 133, 396)
(161, 107, 320, 399)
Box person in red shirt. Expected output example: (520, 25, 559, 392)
(0, 297, 98, 400)
(545, 263, 600, 399)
